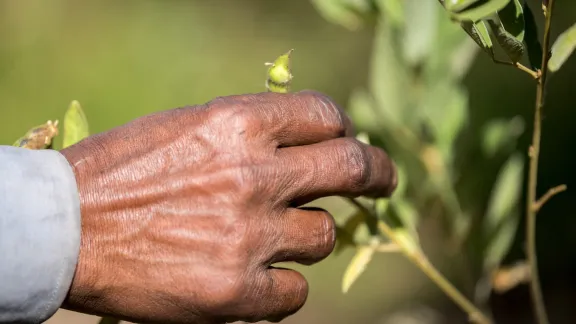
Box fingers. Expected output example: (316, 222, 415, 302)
(266, 207, 336, 266)
(276, 137, 398, 206)
(241, 268, 309, 323)
(206, 90, 354, 147)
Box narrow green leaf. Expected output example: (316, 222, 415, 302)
(498, 0, 525, 42)
(422, 82, 469, 162)
(375, 0, 404, 27)
(62, 100, 89, 148)
(444, 0, 483, 12)
(487, 18, 525, 63)
(335, 210, 366, 254)
(391, 198, 420, 243)
(481, 116, 525, 157)
(482, 153, 524, 270)
(310, 0, 365, 30)
(461, 20, 495, 56)
(483, 210, 520, 271)
(342, 243, 376, 293)
(402, 0, 438, 66)
(549, 22, 576, 72)
(523, 2, 543, 70)
(448, 0, 512, 23)
(484, 153, 524, 232)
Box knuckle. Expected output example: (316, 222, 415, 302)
(299, 91, 347, 136)
(340, 138, 370, 189)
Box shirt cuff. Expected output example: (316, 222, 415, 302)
(0, 146, 81, 323)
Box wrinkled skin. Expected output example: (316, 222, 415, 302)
(60, 91, 397, 324)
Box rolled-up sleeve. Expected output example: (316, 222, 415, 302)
(0, 146, 81, 323)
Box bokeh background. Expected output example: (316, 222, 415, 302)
(1, 0, 576, 323)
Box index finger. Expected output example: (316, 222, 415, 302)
(207, 90, 355, 147)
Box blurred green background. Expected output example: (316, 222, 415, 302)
(2, 0, 576, 323)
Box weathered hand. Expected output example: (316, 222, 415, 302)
(60, 91, 397, 324)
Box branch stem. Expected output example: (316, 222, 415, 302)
(526, 1, 556, 323)
(534, 184, 567, 212)
(348, 198, 491, 324)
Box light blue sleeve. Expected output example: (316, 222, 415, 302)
(0, 146, 81, 323)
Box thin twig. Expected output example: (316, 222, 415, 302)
(492, 59, 539, 79)
(375, 220, 492, 324)
(526, 1, 556, 323)
(347, 198, 491, 324)
(533, 184, 567, 212)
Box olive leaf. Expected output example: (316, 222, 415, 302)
(447, 0, 512, 23)
(62, 100, 89, 149)
(402, 0, 438, 66)
(482, 153, 524, 271)
(310, 0, 366, 30)
(342, 242, 377, 293)
(461, 20, 495, 57)
(523, 2, 543, 70)
(487, 18, 525, 63)
(481, 116, 525, 157)
(335, 210, 367, 254)
(375, 0, 404, 27)
(498, 0, 525, 42)
(549, 22, 576, 72)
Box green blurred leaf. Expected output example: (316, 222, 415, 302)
(335, 210, 366, 254)
(347, 89, 384, 134)
(391, 198, 420, 243)
(483, 210, 520, 271)
(342, 243, 377, 293)
(62, 100, 89, 149)
(310, 0, 365, 30)
(402, 0, 438, 66)
(375, 0, 404, 27)
(523, 2, 543, 70)
(447, 0, 512, 23)
(422, 82, 468, 162)
(461, 20, 495, 57)
(498, 0, 525, 42)
(487, 18, 525, 63)
(549, 22, 576, 72)
(370, 17, 410, 126)
(481, 116, 525, 157)
(483, 153, 524, 269)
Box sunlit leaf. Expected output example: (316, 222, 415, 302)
(355, 132, 371, 145)
(483, 153, 524, 270)
(461, 20, 494, 57)
(549, 22, 576, 72)
(487, 18, 525, 63)
(448, 0, 512, 23)
(62, 100, 89, 148)
(402, 0, 438, 66)
(342, 243, 377, 293)
(498, 0, 525, 42)
(523, 2, 543, 70)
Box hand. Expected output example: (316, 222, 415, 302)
(60, 91, 397, 324)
